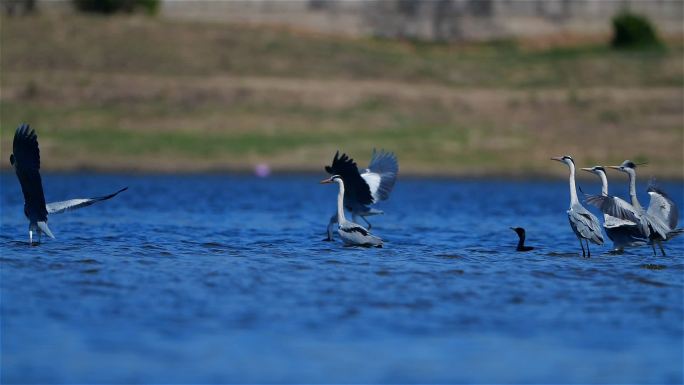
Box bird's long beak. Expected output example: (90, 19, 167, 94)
(580, 167, 593, 173)
(319, 177, 333, 184)
(607, 166, 621, 170)
(550, 156, 563, 162)
(509, 227, 516, 231)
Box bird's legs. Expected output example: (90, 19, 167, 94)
(651, 242, 657, 256)
(578, 237, 585, 257)
(360, 215, 372, 230)
(324, 212, 337, 241)
(585, 239, 591, 258)
(657, 240, 666, 256)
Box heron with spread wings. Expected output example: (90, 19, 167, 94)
(10, 124, 128, 244)
(323, 150, 398, 241)
(584, 160, 682, 256)
(580, 166, 648, 252)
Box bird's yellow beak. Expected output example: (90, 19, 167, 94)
(607, 166, 621, 170)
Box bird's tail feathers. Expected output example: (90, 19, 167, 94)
(37, 221, 55, 239)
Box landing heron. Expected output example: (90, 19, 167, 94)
(320, 175, 383, 248)
(10, 124, 128, 244)
(323, 150, 398, 241)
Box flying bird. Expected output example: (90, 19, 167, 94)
(551, 156, 604, 257)
(320, 175, 383, 248)
(323, 149, 398, 241)
(580, 166, 648, 252)
(585, 160, 682, 256)
(510, 227, 534, 252)
(10, 123, 128, 244)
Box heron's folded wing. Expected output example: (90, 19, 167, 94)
(569, 209, 604, 244)
(12, 124, 48, 222)
(361, 149, 398, 203)
(325, 151, 373, 206)
(647, 186, 678, 230)
(46, 187, 128, 214)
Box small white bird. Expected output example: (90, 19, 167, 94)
(320, 175, 383, 248)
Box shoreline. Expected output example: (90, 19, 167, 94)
(1, 166, 681, 182)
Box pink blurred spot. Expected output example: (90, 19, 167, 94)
(254, 163, 271, 178)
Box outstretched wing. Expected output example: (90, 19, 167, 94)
(585, 194, 642, 225)
(325, 151, 373, 206)
(361, 149, 398, 203)
(647, 185, 678, 230)
(11, 123, 48, 223)
(46, 187, 128, 214)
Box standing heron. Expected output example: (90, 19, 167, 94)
(585, 160, 682, 256)
(551, 156, 604, 257)
(510, 227, 534, 252)
(10, 124, 128, 244)
(320, 175, 383, 247)
(323, 150, 398, 241)
(580, 166, 648, 252)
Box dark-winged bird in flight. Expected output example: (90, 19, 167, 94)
(10, 124, 127, 244)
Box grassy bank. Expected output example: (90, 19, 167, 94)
(1, 14, 682, 177)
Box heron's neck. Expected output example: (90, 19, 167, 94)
(627, 170, 642, 210)
(567, 163, 579, 206)
(598, 172, 609, 196)
(335, 180, 346, 223)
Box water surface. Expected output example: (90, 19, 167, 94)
(1, 173, 682, 383)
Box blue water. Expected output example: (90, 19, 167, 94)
(1, 172, 683, 383)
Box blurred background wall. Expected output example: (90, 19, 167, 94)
(160, 0, 683, 42)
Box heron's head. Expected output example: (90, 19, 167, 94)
(9, 154, 15, 166)
(510, 227, 526, 237)
(608, 160, 642, 174)
(580, 165, 606, 177)
(551, 155, 574, 167)
(320, 175, 342, 184)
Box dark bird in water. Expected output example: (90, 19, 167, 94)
(10, 123, 128, 244)
(510, 227, 534, 251)
(323, 149, 398, 241)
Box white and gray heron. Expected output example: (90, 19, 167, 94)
(580, 166, 648, 252)
(551, 155, 604, 257)
(323, 150, 398, 241)
(320, 175, 383, 248)
(10, 124, 128, 244)
(585, 160, 682, 256)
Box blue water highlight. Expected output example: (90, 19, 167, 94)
(1, 173, 682, 383)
